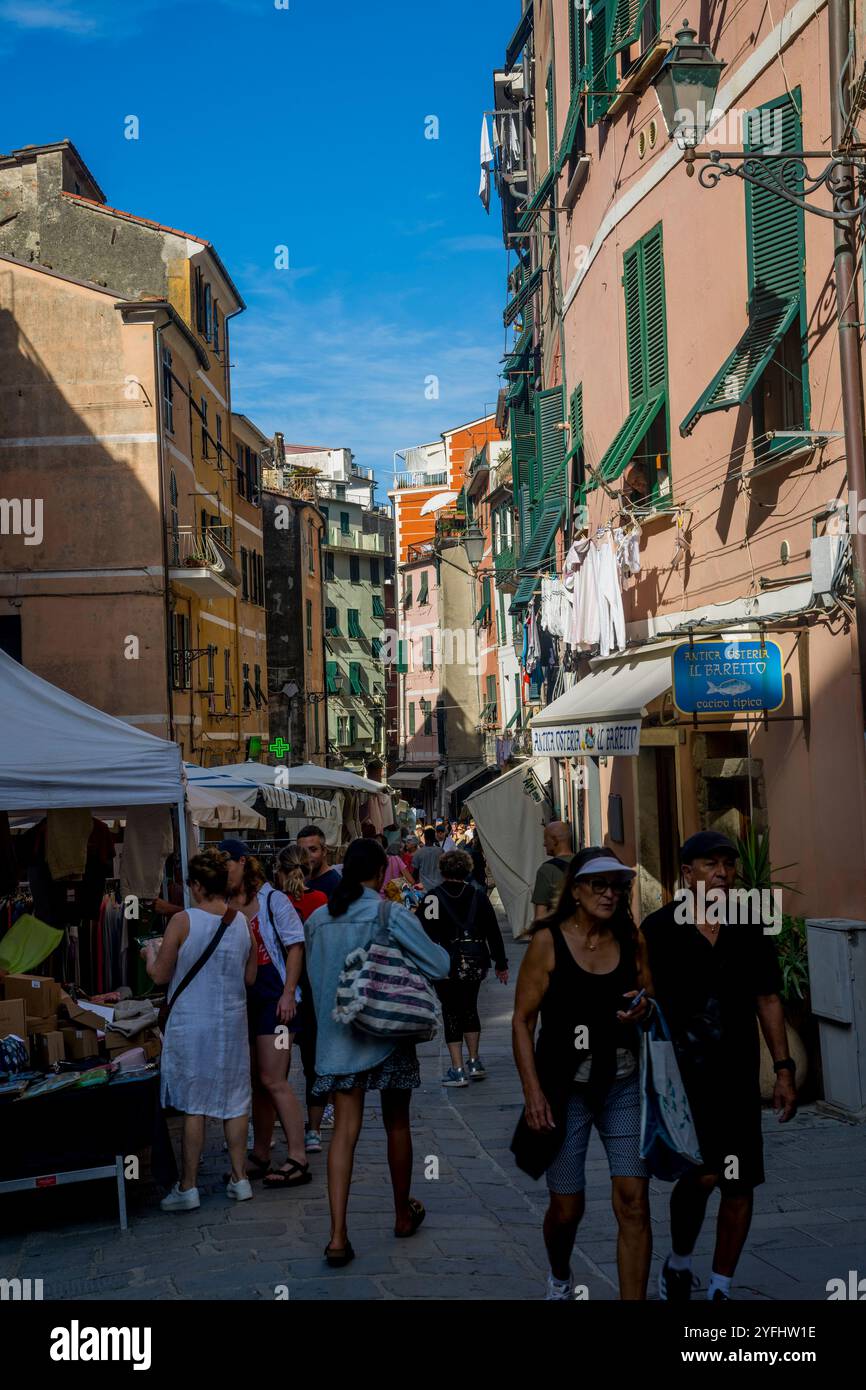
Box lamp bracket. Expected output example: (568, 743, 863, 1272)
(687, 147, 866, 220)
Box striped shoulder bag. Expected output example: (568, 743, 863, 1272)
(332, 900, 438, 1041)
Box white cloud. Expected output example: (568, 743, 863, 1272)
(230, 283, 501, 492)
(0, 2, 97, 32)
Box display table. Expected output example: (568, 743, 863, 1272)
(0, 1071, 176, 1230)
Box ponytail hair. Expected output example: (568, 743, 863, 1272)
(329, 837, 387, 917)
(276, 844, 309, 902)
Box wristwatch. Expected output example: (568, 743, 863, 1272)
(773, 1057, 797, 1075)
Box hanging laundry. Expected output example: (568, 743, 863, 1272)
(479, 116, 493, 211)
(120, 805, 174, 899)
(508, 115, 522, 171)
(596, 533, 626, 657)
(563, 536, 600, 650)
(540, 576, 571, 639)
(46, 808, 92, 880)
(615, 525, 642, 578)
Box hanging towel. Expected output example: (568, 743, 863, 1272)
(479, 116, 493, 211)
(0, 913, 63, 974)
(597, 534, 626, 657)
(120, 805, 174, 899)
(46, 808, 93, 880)
(564, 537, 600, 650)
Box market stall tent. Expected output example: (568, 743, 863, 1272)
(466, 758, 552, 939)
(0, 648, 184, 813)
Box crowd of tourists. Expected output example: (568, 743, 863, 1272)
(140, 814, 798, 1298)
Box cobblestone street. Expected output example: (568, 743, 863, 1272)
(3, 905, 865, 1303)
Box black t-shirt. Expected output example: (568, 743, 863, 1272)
(306, 867, 341, 898)
(642, 899, 782, 1073)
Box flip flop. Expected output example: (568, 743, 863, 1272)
(262, 1158, 312, 1189)
(324, 1240, 356, 1268)
(394, 1197, 426, 1238)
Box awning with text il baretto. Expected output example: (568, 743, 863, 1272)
(529, 652, 672, 757)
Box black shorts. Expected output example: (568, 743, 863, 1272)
(681, 1059, 764, 1193)
(247, 963, 299, 1040)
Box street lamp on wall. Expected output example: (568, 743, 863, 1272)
(653, 21, 726, 153)
(463, 525, 485, 570)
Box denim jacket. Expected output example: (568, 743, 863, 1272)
(304, 887, 450, 1076)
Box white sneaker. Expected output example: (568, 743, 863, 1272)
(160, 1183, 200, 1212)
(321, 1103, 335, 1129)
(545, 1271, 574, 1300)
(226, 1177, 253, 1201)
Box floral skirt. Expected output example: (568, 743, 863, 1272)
(312, 1041, 420, 1095)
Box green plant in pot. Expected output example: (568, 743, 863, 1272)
(735, 828, 811, 1095)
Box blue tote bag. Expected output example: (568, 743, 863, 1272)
(640, 1002, 703, 1180)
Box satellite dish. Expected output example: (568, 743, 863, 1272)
(419, 491, 459, 517)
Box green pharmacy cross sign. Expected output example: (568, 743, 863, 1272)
(269, 738, 292, 759)
(672, 640, 785, 714)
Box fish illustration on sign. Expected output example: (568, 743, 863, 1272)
(705, 678, 752, 695)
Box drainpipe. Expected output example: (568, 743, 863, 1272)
(829, 0, 866, 751)
(153, 319, 176, 745)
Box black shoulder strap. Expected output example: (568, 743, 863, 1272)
(164, 908, 236, 1022)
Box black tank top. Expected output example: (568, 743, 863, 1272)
(536, 923, 639, 1107)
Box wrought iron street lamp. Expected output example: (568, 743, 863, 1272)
(654, 20, 726, 151)
(463, 525, 485, 569)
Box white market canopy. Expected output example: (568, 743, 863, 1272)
(186, 784, 266, 830)
(0, 647, 184, 813)
(185, 760, 385, 812)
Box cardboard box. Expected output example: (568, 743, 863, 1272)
(32, 1030, 65, 1068)
(0, 998, 30, 1059)
(60, 1026, 99, 1060)
(59, 990, 111, 1032)
(28, 1014, 60, 1037)
(3, 974, 61, 1020)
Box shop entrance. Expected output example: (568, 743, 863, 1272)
(636, 743, 680, 920)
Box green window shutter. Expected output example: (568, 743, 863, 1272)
(569, 383, 585, 493)
(534, 386, 567, 507)
(422, 634, 433, 668)
(348, 609, 363, 639)
(746, 93, 804, 312)
(396, 640, 408, 674)
(371, 637, 382, 659)
(409, 702, 415, 735)
(680, 299, 800, 436)
(623, 244, 645, 403)
(641, 224, 667, 398)
(403, 575, 413, 607)
(372, 594, 385, 619)
(349, 662, 362, 695)
(497, 587, 507, 645)
(546, 65, 556, 163)
(518, 483, 532, 550)
(569, 0, 585, 90)
(510, 398, 536, 490)
(326, 661, 338, 694)
(348, 715, 357, 743)
(587, 0, 616, 125)
(519, 505, 565, 570)
(418, 571, 429, 604)
(591, 393, 665, 487)
(609, 0, 647, 55)
(512, 574, 540, 610)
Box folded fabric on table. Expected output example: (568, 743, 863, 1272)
(107, 1000, 158, 1037)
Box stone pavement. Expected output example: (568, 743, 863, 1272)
(3, 899, 866, 1301)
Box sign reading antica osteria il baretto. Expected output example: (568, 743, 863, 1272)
(531, 720, 641, 757)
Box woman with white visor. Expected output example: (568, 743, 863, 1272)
(511, 846, 655, 1300)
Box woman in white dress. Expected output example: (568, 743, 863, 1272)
(142, 851, 257, 1212)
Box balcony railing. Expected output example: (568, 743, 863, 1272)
(494, 545, 517, 575)
(327, 524, 387, 554)
(169, 526, 241, 591)
(393, 470, 449, 490)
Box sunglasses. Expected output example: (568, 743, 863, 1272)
(577, 876, 632, 895)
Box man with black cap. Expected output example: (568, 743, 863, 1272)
(641, 830, 797, 1302)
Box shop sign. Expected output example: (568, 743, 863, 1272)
(672, 640, 784, 714)
(531, 720, 641, 757)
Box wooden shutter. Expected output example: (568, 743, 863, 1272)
(641, 225, 667, 397)
(746, 93, 804, 313)
(535, 386, 567, 505)
(623, 244, 645, 403)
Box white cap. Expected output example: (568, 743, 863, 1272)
(573, 854, 635, 879)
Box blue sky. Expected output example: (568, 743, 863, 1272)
(0, 0, 516, 497)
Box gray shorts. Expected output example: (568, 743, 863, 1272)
(546, 1075, 648, 1194)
